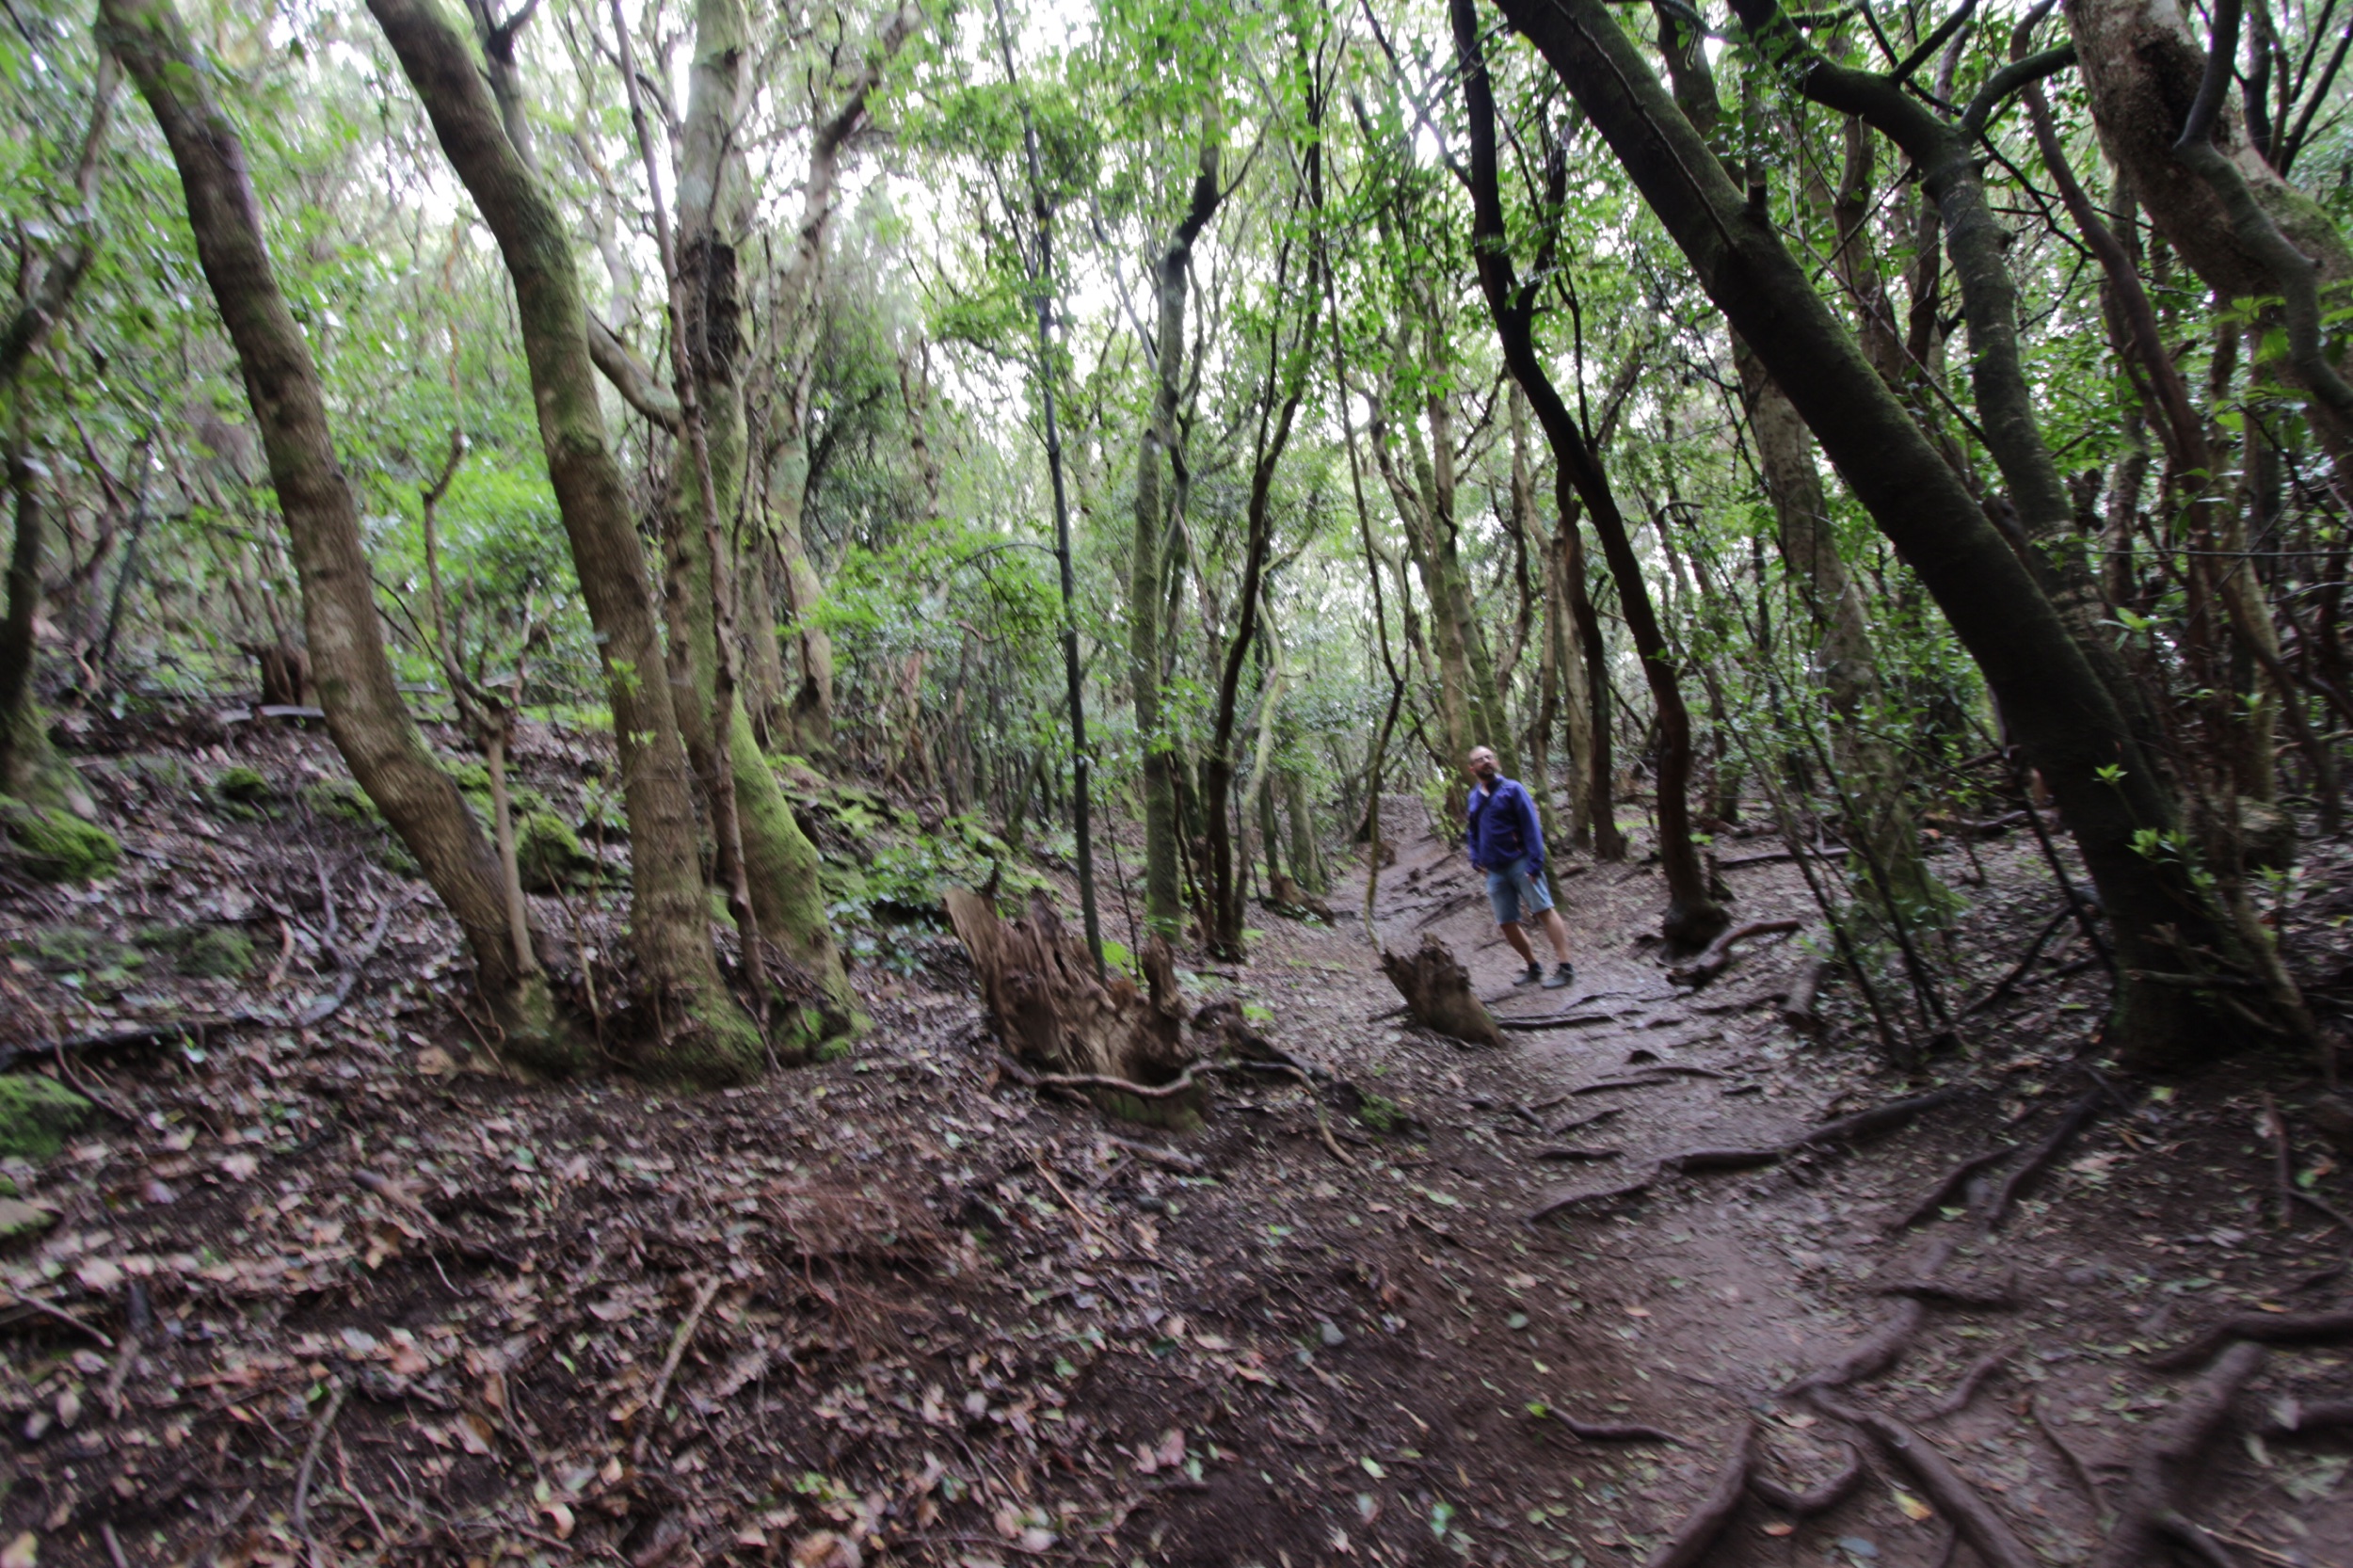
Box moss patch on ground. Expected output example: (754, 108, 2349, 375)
(0, 796, 120, 881)
(137, 922, 258, 978)
(0, 1075, 92, 1161)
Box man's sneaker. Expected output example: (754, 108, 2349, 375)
(1516, 962, 1545, 985)
(1542, 962, 1577, 990)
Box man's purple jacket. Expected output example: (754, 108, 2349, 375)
(1465, 776, 1545, 873)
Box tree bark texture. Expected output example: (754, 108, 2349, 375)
(104, 0, 572, 1065)
(1131, 124, 1221, 940)
(366, 0, 759, 1084)
(0, 61, 113, 812)
(664, 0, 856, 1050)
(1488, 0, 2284, 1064)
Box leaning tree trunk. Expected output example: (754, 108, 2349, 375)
(1732, 2, 2170, 768)
(366, 0, 760, 1085)
(659, 0, 857, 1053)
(1454, 0, 1725, 949)
(1488, 0, 2304, 1065)
(1131, 123, 1222, 941)
(103, 0, 575, 1064)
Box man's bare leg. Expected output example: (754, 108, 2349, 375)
(1499, 920, 1537, 966)
(1536, 907, 1575, 966)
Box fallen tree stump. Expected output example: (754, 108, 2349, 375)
(946, 888, 1200, 1128)
(1668, 919, 1802, 987)
(1379, 936, 1502, 1048)
(1263, 872, 1337, 923)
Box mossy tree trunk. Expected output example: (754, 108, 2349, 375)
(662, 0, 860, 1051)
(0, 59, 112, 816)
(104, 0, 575, 1065)
(367, 0, 760, 1085)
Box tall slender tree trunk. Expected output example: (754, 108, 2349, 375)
(1454, 0, 1724, 948)
(1508, 387, 1580, 857)
(1131, 124, 1222, 939)
(104, 0, 573, 1064)
(367, 0, 759, 1084)
(0, 61, 113, 814)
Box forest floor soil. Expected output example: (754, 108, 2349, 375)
(4, 711, 2352, 1567)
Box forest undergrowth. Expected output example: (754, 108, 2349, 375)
(4, 711, 2352, 1568)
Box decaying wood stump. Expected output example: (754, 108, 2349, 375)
(944, 887, 1201, 1127)
(1380, 935, 1502, 1048)
(1265, 872, 1337, 922)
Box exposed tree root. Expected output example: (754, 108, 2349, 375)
(1962, 903, 2074, 1015)
(1809, 1394, 2041, 1568)
(1529, 1093, 1972, 1224)
(2153, 1513, 2241, 1568)
(2262, 1396, 2353, 1434)
(1101, 1134, 1206, 1176)
(1746, 1444, 1864, 1516)
(1891, 1144, 2018, 1230)
(2148, 1308, 2353, 1371)
(1791, 1086, 1973, 1152)
(1528, 1168, 1661, 1221)
(1665, 1146, 1786, 1174)
(2289, 1186, 2353, 1237)
(1550, 1414, 1685, 1444)
(1878, 1272, 2017, 1311)
(1786, 1301, 1927, 1396)
(2028, 1395, 2109, 1516)
(1920, 1346, 2011, 1418)
(1668, 919, 1802, 987)
(1031, 1064, 1202, 1100)
(1572, 1074, 1681, 1095)
(2089, 1341, 2266, 1568)
(1981, 1089, 2107, 1227)
(1640, 1420, 1755, 1568)
(1494, 1012, 1622, 1032)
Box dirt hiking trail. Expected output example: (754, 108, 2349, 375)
(4, 741, 2351, 1568)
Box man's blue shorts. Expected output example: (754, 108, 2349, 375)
(1483, 856, 1554, 926)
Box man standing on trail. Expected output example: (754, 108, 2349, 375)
(1465, 744, 1576, 989)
